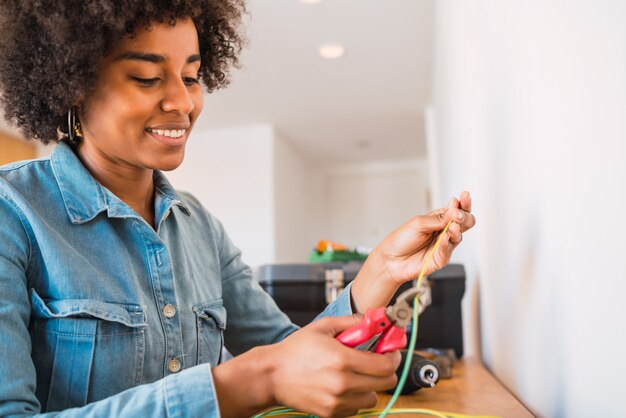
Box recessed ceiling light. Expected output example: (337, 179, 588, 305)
(318, 42, 345, 59)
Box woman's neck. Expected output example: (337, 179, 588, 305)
(75, 143, 156, 228)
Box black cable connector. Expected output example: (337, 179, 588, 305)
(388, 349, 441, 395)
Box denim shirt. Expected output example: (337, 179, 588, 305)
(0, 142, 353, 417)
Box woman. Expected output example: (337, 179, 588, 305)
(0, 1, 475, 417)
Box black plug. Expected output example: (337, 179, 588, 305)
(388, 349, 440, 395)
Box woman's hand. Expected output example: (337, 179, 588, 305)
(265, 315, 401, 418)
(376, 191, 476, 286)
(212, 316, 400, 418)
(351, 191, 476, 312)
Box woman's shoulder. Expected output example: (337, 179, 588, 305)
(0, 157, 53, 196)
(175, 189, 202, 208)
(174, 190, 227, 232)
(1, 156, 50, 172)
(176, 190, 215, 220)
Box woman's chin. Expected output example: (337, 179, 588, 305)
(157, 158, 185, 172)
(150, 150, 186, 172)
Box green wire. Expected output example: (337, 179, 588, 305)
(376, 220, 454, 418)
(376, 292, 420, 418)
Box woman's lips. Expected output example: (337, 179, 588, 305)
(146, 127, 187, 146)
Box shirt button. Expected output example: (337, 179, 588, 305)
(163, 304, 177, 318)
(168, 359, 181, 373)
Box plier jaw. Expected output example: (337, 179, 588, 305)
(336, 287, 421, 354)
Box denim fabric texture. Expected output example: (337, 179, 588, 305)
(0, 142, 353, 417)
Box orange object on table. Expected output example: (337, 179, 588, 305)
(316, 240, 347, 253)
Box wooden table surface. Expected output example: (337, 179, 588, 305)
(375, 358, 534, 417)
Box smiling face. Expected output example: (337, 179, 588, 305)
(78, 18, 204, 173)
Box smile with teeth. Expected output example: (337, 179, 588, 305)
(147, 128, 186, 138)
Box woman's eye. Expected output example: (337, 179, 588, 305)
(130, 76, 159, 86)
(183, 76, 200, 86)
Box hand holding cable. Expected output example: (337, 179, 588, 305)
(377, 192, 474, 285)
(350, 191, 476, 314)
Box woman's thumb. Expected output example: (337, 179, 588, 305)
(311, 313, 364, 336)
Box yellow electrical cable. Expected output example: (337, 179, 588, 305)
(371, 221, 453, 418)
(416, 220, 452, 291)
(255, 220, 498, 418)
(257, 406, 499, 418)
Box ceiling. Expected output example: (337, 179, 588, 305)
(196, 0, 434, 167)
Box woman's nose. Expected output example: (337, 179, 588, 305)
(160, 78, 195, 114)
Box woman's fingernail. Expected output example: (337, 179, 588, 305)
(457, 211, 463, 220)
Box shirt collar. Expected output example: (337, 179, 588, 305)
(153, 170, 191, 221)
(51, 142, 190, 224)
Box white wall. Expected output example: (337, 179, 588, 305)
(166, 125, 276, 268)
(273, 129, 316, 263)
(323, 160, 430, 250)
(433, 1, 626, 417)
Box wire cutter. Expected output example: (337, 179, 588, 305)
(336, 287, 421, 354)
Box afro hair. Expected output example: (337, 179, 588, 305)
(0, 0, 246, 143)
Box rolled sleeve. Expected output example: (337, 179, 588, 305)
(41, 364, 221, 417)
(163, 364, 220, 418)
(315, 281, 355, 320)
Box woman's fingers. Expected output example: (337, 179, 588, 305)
(320, 392, 378, 418)
(345, 350, 401, 377)
(325, 368, 397, 395)
(456, 192, 476, 232)
(457, 211, 476, 233)
(460, 190, 472, 213)
(311, 317, 401, 377)
(311, 314, 364, 337)
(422, 203, 463, 231)
(444, 195, 475, 234)
(447, 221, 463, 246)
(322, 351, 399, 395)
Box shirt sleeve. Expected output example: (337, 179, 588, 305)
(315, 281, 355, 319)
(0, 193, 222, 418)
(208, 214, 300, 356)
(205, 209, 356, 357)
(37, 364, 220, 418)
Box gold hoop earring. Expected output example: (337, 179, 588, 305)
(57, 107, 83, 146)
(68, 107, 83, 142)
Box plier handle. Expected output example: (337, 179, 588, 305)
(336, 287, 420, 354)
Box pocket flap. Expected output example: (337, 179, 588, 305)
(30, 289, 147, 328)
(193, 299, 227, 329)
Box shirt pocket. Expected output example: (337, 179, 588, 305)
(193, 299, 227, 367)
(28, 289, 148, 412)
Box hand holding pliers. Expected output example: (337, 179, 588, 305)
(336, 287, 421, 354)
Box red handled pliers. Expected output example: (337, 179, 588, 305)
(336, 287, 421, 354)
